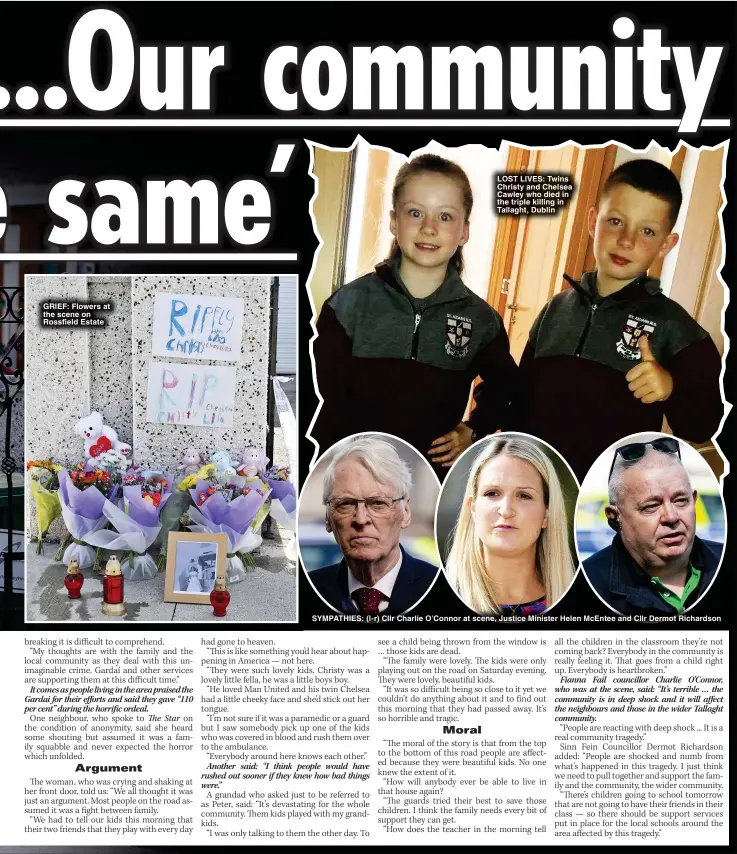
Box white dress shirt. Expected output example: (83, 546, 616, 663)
(347, 551, 403, 613)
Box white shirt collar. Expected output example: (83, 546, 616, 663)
(347, 550, 403, 612)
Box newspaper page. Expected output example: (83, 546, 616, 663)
(0, 3, 731, 850)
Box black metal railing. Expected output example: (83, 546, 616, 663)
(1, 284, 24, 627)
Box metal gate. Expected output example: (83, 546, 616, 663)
(1, 282, 23, 627)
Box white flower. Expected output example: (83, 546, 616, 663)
(96, 449, 128, 478)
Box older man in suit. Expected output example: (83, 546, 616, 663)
(583, 437, 722, 616)
(309, 436, 438, 615)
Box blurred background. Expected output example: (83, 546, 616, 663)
(575, 432, 725, 560)
(298, 433, 440, 572)
(435, 433, 579, 565)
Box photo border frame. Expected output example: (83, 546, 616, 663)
(164, 531, 229, 604)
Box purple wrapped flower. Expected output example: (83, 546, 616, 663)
(188, 479, 269, 534)
(57, 469, 118, 568)
(186, 478, 271, 583)
(122, 474, 173, 527)
(59, 468, 108, 518)
(84, 472, 174, 581)
(264, 476, 297, 515)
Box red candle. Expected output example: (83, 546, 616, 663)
(210, 577, 230, 617)
(64, 560, 84, 599)
(103, 573, 124, 604)
(102, 555, 126, 616)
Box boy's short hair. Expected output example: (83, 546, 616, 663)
(602, 159, 682, 230)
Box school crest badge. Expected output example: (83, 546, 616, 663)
(616, 314, 657, 361)
(446, 315, 472, 359)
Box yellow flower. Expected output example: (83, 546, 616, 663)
(176, 462, 218, 492)
(30, 479, 62, 536)
(177, 473, 198, 492)
(26, 458, 56, 472)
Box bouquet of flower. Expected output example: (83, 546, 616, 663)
(186, 472, 271, 583)
(123, 468, 169, 507)
(177, 463, 218, 493)
(27, 459, 63, 553)
(85, 470, 173, 580)
(68, 466, 117, 496)
(90, 448, 128, 481)
(262, 463, 297, 530)
(262, 462, 298, 562)
(56, 466, 121, 568)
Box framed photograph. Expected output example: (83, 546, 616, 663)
(164, 532, 228, 604)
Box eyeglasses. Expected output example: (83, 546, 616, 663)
(608, 437, 681, 481)
(327, 496, 405, 518)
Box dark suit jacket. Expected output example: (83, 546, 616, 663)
(308, 546, 439, 615)
(583, 534, 722, 616)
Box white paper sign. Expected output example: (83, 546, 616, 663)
(146, 361, 237, 427)
(152, 292, 244, 361)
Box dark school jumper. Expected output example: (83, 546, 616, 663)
(512, 272, 723, 480)
(312, 258, 518, 477)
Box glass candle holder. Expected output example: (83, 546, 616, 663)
(210, 576, 230, 617)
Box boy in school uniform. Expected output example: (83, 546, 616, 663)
(512, 159, 723, 480)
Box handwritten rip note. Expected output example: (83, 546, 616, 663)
(152, 293, 244, 362)
(146, 361, 237, 427)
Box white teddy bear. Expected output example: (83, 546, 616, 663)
(74, 412, 131, 466)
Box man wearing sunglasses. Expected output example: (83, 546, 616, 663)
(309, 436, 439, 615)
(583, 438, 722, 616)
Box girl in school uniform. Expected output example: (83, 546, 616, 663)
(312, 154, 517, 477)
